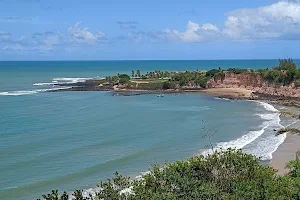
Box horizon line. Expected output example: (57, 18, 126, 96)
(0, 58, 299, 62)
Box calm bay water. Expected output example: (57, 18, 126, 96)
(0, 60, 292, 200)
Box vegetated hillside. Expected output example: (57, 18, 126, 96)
(207, 59, 300, 98)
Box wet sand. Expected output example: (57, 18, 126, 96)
(202, 88, 254, 98)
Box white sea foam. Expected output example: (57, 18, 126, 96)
(33, 77, 102, 86)
(214, 97, 230, 101)
(0, 90, 39, 96)
(245, 101, 285, 160)
(52, 77, 93, 83)
(33, 82, 57, 86)
(202, 124, 268, 156)
(252, 100, 278, 112)
(0, 87, 72, 96)
(202, 101, 285, 160)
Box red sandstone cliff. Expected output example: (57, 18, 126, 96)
(207, 72, 300, 98)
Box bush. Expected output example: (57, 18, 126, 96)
(38, 149, 300, 200)
(227, 68, 248, 74)
(118, 74, 130, 84)
(257, 59, 299, 85)
(162, 81, 171, 89)
(206, 69, 220, 78)
(119, 78, 129, 84)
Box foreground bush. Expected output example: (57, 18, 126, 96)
(37, 149, 300, 200)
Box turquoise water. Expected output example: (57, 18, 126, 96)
(0, 60, 291, 200)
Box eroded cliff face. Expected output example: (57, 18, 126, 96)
(207, 72, 300, 98)
(207, 72, 264, 89)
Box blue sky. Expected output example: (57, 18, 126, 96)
(0, 0, 300, 60)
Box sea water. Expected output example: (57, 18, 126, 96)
(0, 60, 298, 200)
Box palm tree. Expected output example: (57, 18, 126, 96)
(137, 69, 141, 78)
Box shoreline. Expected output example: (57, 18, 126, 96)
(51, 85, 300, 175)
(269, 134, 300, 175)
(269, 104, 300, 175)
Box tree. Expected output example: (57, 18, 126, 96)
(136, 70, 141, 78)
(132, 71, 135, 78)
(118, 74, 130, 84)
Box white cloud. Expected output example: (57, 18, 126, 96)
(68, 22, 105, 44)
(161, 1, 300, 43)
(163, 21, 220, 42)
(2, 1, 300, 52)
(223, 1, 300, 40)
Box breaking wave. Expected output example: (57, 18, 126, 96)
(33, 77, 98, 86)
(0, 87, 72, 96)
(203, 101, 285, 160)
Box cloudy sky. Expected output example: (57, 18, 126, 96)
(1, 0, 300, 60)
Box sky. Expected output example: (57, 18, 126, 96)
(0, 0, 300, 60)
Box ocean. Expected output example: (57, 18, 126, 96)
(0, 60, 298, 200)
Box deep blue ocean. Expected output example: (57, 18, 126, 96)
(0, 60, 295, 200)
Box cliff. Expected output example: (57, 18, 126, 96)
(207, 72, 300, 98)
(207, 72, 264, 89)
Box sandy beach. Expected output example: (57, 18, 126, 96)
(270, 134, 300, 175)
(202, 88, 254, 98)
(270, 103, 300, 175)
(202, 89, 300, 175)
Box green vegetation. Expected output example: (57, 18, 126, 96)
(257, 59, 300, 85)
(118, 74, 131, 84)
(145, 71, 171, 79)
(277, 128, 300, 135)
(103, 59, 299, 90)
(105, 74, 131, 84)
(38, 149, 300, 200)
(171, 71, 208, 87)
(226, 68, 248, 74)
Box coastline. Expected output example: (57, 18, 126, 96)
(50, 82, 300, 175)
(200, 88, 300, 175)
(269, 105, 300, 175)
(270, 134, 300, 175)
(201, 87, 254, 99)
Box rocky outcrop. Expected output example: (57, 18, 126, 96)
(207, 72, 300, 98)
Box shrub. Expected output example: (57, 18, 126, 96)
(227, 68, 247, 74)
(162, 81, 171, 89)
(118, 74, 130, 84)
(38, 149, 300, 200)
(206, 69, 220, 78)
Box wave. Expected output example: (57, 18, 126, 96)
(0, 87, 72, 96)
(214, 97, 231, 101)
(202, 101, 284, 160)
(33, 82, 57, 86)
(247, 101, 285, 160)
(52, 77, 93, 83)
(33, 77, 103, 86)
(252, 100, 278, 112)
(0, 90, 39, 96)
